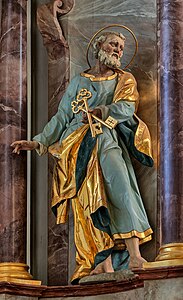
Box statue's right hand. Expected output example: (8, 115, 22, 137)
(11, 140, 39, 154)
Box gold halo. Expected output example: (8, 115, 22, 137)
(86, 24, 138, 70)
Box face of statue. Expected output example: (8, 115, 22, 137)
(98, 34, 125, 68)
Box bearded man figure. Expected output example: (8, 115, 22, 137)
(11, 31, 153, 283)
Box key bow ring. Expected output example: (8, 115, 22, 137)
(71, 88, 118, 138)
(76, 88, 92, 101)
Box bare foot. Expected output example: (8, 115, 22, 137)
(90, 255, 114, 275)
(129, 255, 147, 270)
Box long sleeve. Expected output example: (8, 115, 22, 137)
(97, 71, 138, 123)
(33, 76, 79, 147)
(98, 101, 135, 123)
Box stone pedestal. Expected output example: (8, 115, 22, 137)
(0, 266, 182, 299)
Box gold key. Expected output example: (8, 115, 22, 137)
(77, 89, 96, 137)
(71, 89, 118, 137)
(92, 122, 103, 135)
(105, 116, 118, 128)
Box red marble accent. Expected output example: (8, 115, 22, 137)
(0, 282, 47, 297)
(0, 0, 27, 262)
(135, 265, 183, 281)
(37, 0, 74, 285)
(0, 267, 182, 298)
(159, 0, 183, 244)
(43, 279, 143, 298)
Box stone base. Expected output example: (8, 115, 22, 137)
(144, 259, 183, 269)
(0, 296, 38, 300)
(144, 277, 183, 300)
(0, 266, 182, 299)
(155, 243, 183, 261)
(79, 269, 137, 285)
(0, 277, 41, 285)
(0, 263, 41, 286)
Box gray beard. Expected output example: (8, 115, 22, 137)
(98, 49, 121, 68)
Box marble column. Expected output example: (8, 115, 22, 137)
(146, 0, 183, 266)
(0, 0, 39, 284)
(37, 0, 74, 285)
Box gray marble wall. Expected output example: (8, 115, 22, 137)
(0, 297, 38, 300)
(144, 277, 183, 300)
(42, 289, 144, 300)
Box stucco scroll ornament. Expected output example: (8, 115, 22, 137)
(36, 0, 75, 113)
(37, 0, 75, 57)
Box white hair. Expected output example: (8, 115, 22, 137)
(93, 31, 126, 59)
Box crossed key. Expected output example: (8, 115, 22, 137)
(71, 88, 118, 137)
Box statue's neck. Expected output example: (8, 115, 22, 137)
(88, 61, 114, 78)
